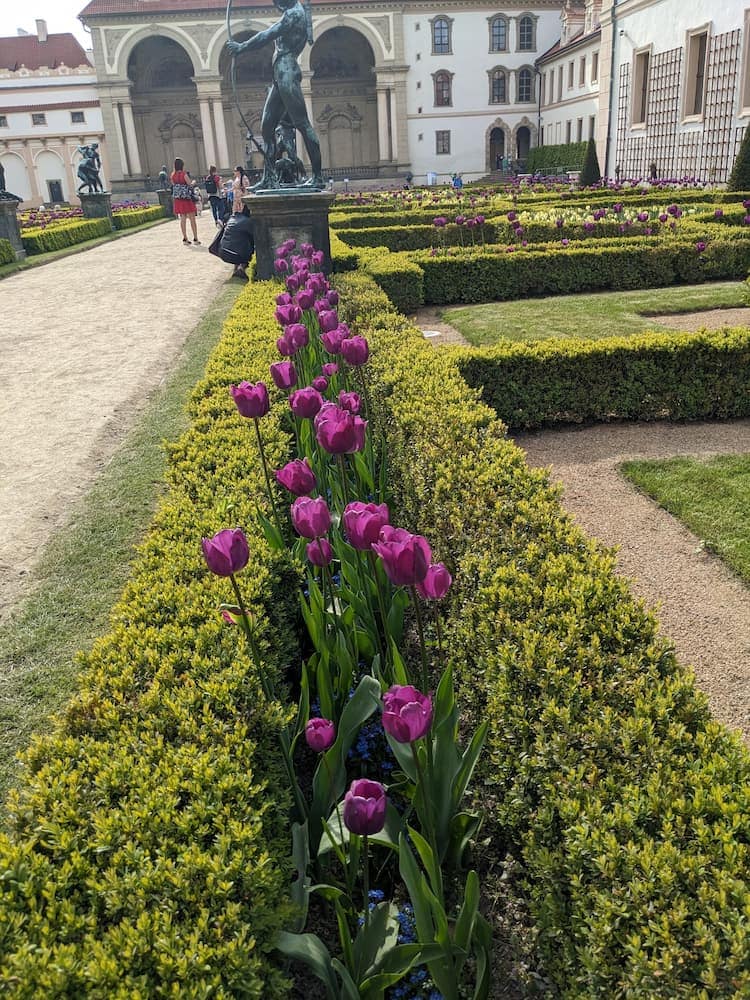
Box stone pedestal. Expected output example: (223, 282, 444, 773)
(243, 190, 336, 280)
(157, 188, 174, 217)
(0, 198, 26, 261)
(80, 191, 115, 230)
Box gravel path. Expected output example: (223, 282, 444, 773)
(515, 420, 750, 743)
(0, 213, 225, 620)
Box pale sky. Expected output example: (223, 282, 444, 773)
(0, 1, 92, 48)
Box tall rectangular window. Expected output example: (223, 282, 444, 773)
(632, 49, 650, 125)
(436, 130, 450, 154)
(576, 117, 583, 141)
(685, 28, 709, 118)
(579, 56, 586, 86)
(557, 66, 563, 101)
(565, 120, 571, 143)
(568, 61, 574, 88)
(589, 114, 596, 139)
(432, 18, 451, 55)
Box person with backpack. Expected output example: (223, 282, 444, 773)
(204, 165, 224, 226)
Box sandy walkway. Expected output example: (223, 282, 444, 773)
(0, 213, 226, 620)
(514, 420, 750, 743)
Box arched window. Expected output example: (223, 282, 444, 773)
(490, 17, 507, 52)
(490, 69, 507, 103)
(519, 16, 535, 51)
(518, 67, 534, 102)
(434, 71, 452, 106)
(431, 17, 451, 55)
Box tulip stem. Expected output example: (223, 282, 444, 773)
(410, 743, 443, 901)
(410, 587, 430, 693)
(337, 453, 350, 508)
(357, 368, 371, 427)
(253, 418, 284, 539)
(434, 606, 445, 668)
(368, 551, 391, 674)
(362, 834, 370, 933)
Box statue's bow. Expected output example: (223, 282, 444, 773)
(226, 0, 261, 146)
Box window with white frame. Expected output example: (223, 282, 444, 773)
(518, 15, 535, 51)
(684, 26, 709, 118)
(490, 68, 508, 103)
(632, 47, 650, 126)
(490, 16, 508, 52)
(431, 17, 452, 55)
(518, 67, 534, 102)
(433, 70, 452, 106)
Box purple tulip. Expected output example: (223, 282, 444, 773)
(316, 405, 367, 454)
(270, 361, 297, 390)
(326, 290, 340, 306)
(322, 362, 339, 376)
(433, 216, 448, 228)
(321, 328, 346, 354)
(338, 390, 361, 414)
(714, 208, 723, 218)
(306, 537, 333, 567)
(455, 215, 466, 225)
(286, 274, 301, 292)
(372, 526, 431, 586)
(231, 381, 270, 419)
(507, 211, 517, 222)
(289, 387, 324, 419)
(300, 242, 314, 259)
(274, 258, 289, 274)
(319, 310, 339, 333)
(637, 212, 649, 222)
(276, 334, 296, 357)
(744, 215, 750, 225)
(343, 779, 387, 836)
(696, 241, 707, 252)
(340, 336, 369, 367)
(416, 563, 452, 600)
(286, 323, 309, 350)
(276, 292, 292, 305)
(311, 250, 324, 267)
(555, 217, 564, 228)
(658, 213, 668, 223)
(275, 458, 316, 496)
(612, 202, 623, 213)
(312, 376, 328, 392)
(561, 239, 570, 247)
(305, 717, 336, 752)
(275, 304, 302, 326)
(296, 288, 315, 310)
(475, 214, 485, 225)
(291, 496, 331, 539)
(382, 684, 433, 743)
(201, 528, 250, 577)
(342, 501, 390, 550)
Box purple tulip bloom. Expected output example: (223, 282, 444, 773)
(285, 274, 301, 292)
(289, 387, 324, 419)
(285, 323, 309, 351)
(276, 334, 295, 357)
(276, 292, 293, 306)
(305, 717, 336, 752)
(343, 501, 390, 550)
(372, 526, 431, 586)
(291, 496, 331, 539)
(201, 528, 249, 577)
(561, 238, 570, 247)
(338, 390, 361, 414)
(275, 458, 316, 496)
(382, 684, 433, 743)
(312, 375, 328, 392)
(326, 290, 340, 306)
(322, 362, 339, 376)
(696, 241, 707, 252)
(270, 361, 297, 390)
(321, 327, 346, 354)
(296, 288, 315, 310)
(318, 309, 339, 333)
(714, 208, 723, 219)
(275, 303, 302, 326)
(231, 381, 270, 419)
(274, 259, 289, 274)
(343, 779, 387, 836)
(416, 562, 452, 600)
(306, 537, 333, 567)
(316, 405, 367, 454)
(340, 336, 369, 367)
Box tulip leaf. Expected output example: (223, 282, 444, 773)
(453, 720, 489, 811)
(330, 959, 360, 1000)
(290, 821, 311, 930)
(388, 638, 411, 687)
(384, 730, 418, 784)
(256, 509, 286, 550)
(353, 900, 399, 981)
(354, 629, 375, 659)
(318, 801, 402, 856)
(386, 592, 409, 651)
(472, 913, 493, 1000)
(353, 449, 375, 492)
(335, 898, 356, 977)
(275, 931, 339, 999)
(453, 869, 480, 982)
(407, 826, 442, 902)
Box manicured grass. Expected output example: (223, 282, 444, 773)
(621, 453, 750, 586)
(0, 280, 244, 805)
(0, 217, 169, 280)
(443, 281, 748, 345)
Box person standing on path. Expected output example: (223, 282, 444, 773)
(170, 157, 201, 245)
(205, 165, 224, 226)
(231, 166, 251, 213)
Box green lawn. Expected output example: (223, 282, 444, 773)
(443, 281, 748, 345)
(621, 454, 750, 586)
(0, 280, 244, 805)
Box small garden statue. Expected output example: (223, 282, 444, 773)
(274, 118, 306, 185)
(225, 0, 324, 190)
(76, 143, 104, 194)
(158, 165, 169, 189)
(0, 161, 22, 203)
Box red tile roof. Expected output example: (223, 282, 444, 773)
(79, 0, 347, 15)
(0, 33, 92, 71)
(0, 100, 100, 114)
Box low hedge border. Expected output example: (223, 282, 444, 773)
(0, 239, 14, 265)
(112, 206, 165, 229)
(0, 285, 301, 996)
(336, 271, 750, 998)
(21, 219, 113, 254)
(452, 327, 750, 428)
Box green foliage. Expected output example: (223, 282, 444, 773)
(728, 126, 750, 190)
(0, 239, 14, 265)
(452, 326, 750, 428)
(527, 141, 588, 174)
(579, 137, 602, 187)
(0, 284, 302, 996)
(112, 206, 165, 229)
(21, 218, 112, 254)
(363, 253, 425, 312)
(335, 221, 499, 253)
(335, 271, 750, 998)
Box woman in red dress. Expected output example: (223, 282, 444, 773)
(170, 157, 201, 245)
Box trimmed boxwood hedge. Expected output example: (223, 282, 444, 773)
(21, 218, 113, 254)
(112, 205, 165, 229)
(0, 239, 14, 265)
(0, 286, 300, 997)
(336, 271, 750, 998)
(453, 327, 750, 428)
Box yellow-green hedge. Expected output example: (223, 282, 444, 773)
(0, 239, 14, 265)
(0, 285, 300, 997)
(453, 327, 750, 428)
(21, 218, 112, 254)
(336, 270, 750, 998)
(112, 206, 165, 229)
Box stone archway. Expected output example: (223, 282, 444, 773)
(485, 118, 511, 173)
(310, 26, 378, 174)
(218, 30, 273, 172)
(127, 36, 201, 177)
(512, 116, 537, 169)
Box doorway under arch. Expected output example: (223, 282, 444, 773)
(516, 126, 531, 167)
(489, 127, 505, 171)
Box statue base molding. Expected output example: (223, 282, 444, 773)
(157, 189, 174, 217)
(0, 199, 26, 261)
(244, 190, 336, 280)
(80, 191, 115, 230)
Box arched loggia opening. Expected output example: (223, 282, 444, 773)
(127, 36, 201, 177)
(310, 27, 378, 176)
(219, 31, 273, 172)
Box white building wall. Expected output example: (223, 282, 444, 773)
(539, 35, 601, 152)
